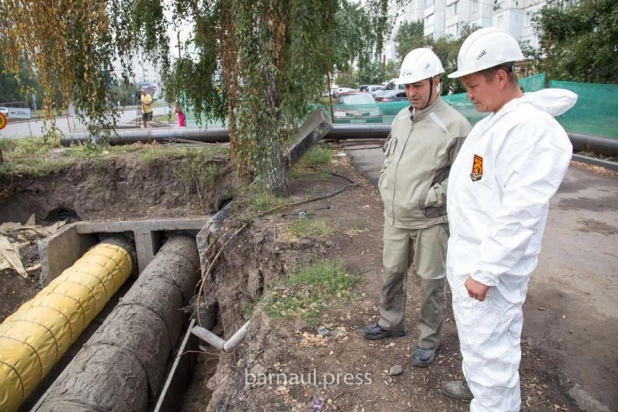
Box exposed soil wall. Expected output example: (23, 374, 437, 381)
(0, 154, 236, 224)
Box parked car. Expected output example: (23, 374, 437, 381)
(368, 85, 383, 96)
(333, 92, 383, 123)
(377, 90, 410, 115)
(378, 90, 408, 103)
(360, 84, 384, 95)
(374, 79, 405, 102)
(333, 87, 355, 97)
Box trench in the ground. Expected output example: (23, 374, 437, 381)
(0, 156, 241, 412)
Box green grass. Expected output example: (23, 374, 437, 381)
(287, 145, 333, 179)
(262, 260, 359, 326)
(0, 157, 74, 177)
(244, 191, 292, 215)
(0, 137, 54, 157)
(288, 218, 334, 238)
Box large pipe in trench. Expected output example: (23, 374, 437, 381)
(35, 235, 200, 412)
(60, 126, 618, 157)
(0, 237, 135, 412)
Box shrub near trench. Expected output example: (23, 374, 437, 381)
(263, 261, 359, 327)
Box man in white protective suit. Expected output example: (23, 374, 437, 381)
(440, 27, 577, 411)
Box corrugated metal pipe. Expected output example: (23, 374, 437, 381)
(35, 235, 200, 412)
(60, 126, 618, 157)
(0, 237, 135, 412)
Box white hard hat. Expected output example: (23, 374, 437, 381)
(395, 48, 445, 85)
(448, 27, 524, 79)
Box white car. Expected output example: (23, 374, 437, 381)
(374, 79, 405, 102)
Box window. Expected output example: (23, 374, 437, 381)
(446, 2, 458, 17)
(525, 11, 532, 26)
(424, 0, 434, 7)
(497, 15, 503, 28)
(425, 14, 434, 27)
(472, 0, 478, 12)
(445, 25, 457, 37)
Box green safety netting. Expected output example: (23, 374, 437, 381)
(519, 73, 546, 93)
(550, 80, 618, 138)
(182, 74, 617, 139)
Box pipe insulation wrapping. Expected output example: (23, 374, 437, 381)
(0, 238, 134, 412)
(36, 235, 201, 412)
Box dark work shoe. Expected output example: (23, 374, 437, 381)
(441, 380, 474, 402)
(361, 324, 406, 340)
(412, 346, 437, 367)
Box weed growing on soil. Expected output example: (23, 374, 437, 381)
(245, 192, 292, 215)
(0, 157, 74, 177)
(64, 141, 108, 158)
(139, 144, 227, 164)
(262, 260, 359, 326)
(287, 145, 333, 179)
(288, 218, 334, 238)
(177, 151, 221, 187)
(0, 137, 55, 157)
(0, 137, 74, 176)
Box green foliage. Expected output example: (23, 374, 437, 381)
(263, 260, 358, 325)
(394, 20, 425, 61)
(333, 1, 393, 77)
(0, 0, 390, 192)
(0, 55, 44, 109)
(380, 60, 400, 82)
(336, 67, 357, 88)
(533, 0, 618, 83)
(391, 22, 479, 95)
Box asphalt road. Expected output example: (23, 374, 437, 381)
(0, 105, 170, 140)
(347, 143, 618, 412)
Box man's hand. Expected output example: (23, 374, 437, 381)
(464, 276, 490, 301)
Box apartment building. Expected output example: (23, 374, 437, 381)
(382, 0, 554, 62)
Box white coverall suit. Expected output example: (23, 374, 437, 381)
(446, 89, 577, 411)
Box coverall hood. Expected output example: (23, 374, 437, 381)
(517, 88, 578, 117)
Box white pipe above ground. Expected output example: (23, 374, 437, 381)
(191, 320, 251, 352)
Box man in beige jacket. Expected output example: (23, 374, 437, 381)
(362, 48, 471, 367)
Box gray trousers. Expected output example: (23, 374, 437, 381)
(378, 219, 448, 348)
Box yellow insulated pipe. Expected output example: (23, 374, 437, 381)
(0, 239, 133, 412)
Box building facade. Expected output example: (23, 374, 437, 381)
(382, 0, 556, 63)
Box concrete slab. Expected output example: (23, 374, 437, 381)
(284, 108, 333, 170)
(39, 218, 209, 286)
(38, 226, 99, 287)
